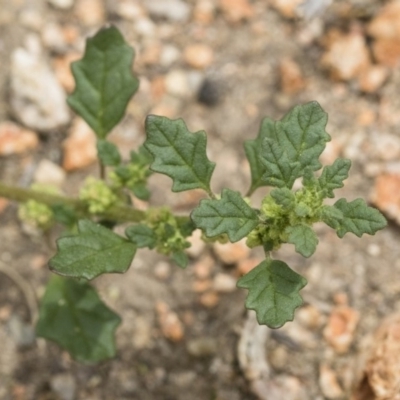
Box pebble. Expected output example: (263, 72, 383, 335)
(168, 371, 197, 387)
(41, 22, 69, 52)
(270, 0, 303, 18)
(155, 301, 184, 342)
(186, 229, 206, 258)
(0, 198, 9, 215)
(132, 315, 153, 349)
(321, 30, 370, 81)
(33, 159, 66, 187)
(47, 0, 74, 9)
(213, 273, 237, 293)
(192, 279, 212, 293)
(319, 364, 344, 399)
(199, 291, 219, 308)
(52, 53, 81, 93)
(219, 0, 254, 23)
(213, 239, 250, 265)
(62, 118, 97, 171)
(323, 305, 360, 354)
(154, 261, 172, 280)
(19, 8, 43, 31)
(358, 65, 388, 93)
(296, 304, 323, 330)
(0, 122, 38, 155)
(10, 37, 70, 132)
(194, 0, 215, 24)
(116, 1, 145, 20)
(193, 255, 214, 279)
(165, 69, 191, 98)
(140, 42, 162, 66)
(74, 0, 105, 26)
(183, 44, 214, 69)
(186, 337, 217, 357)
(50, 374, 76, 400)
(144, 0, 191, 22)
(372, 38, 400, 67)
(7, 315, 35, 347)
(134, 18, 157, 37)
(237, 257, 261, 275)
(372, 133, 400, 161)
(368, 1, 400, 40)
(160, 44, 181, 67)
(279, 58, 306, 94)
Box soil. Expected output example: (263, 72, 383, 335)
(1, 1, 399, 399)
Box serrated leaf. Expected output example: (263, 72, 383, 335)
(97, 140, 121, 166)
(318, 158, 351, 198)
(318, 204, 343, 228)
(270, 188, 295, 209)
(244, 117, 274, 194)
(67, 26, 139, 138)
(285, 224, 318, 257)
(332, 198, 387, 238)
(130, 183, 150, 201)
(191, 189, 259, 242)
(144, 115, 215, 193)
(50, 220, 136, 280)
(36, 275, 121, 363)
(125, 224, 157, 248)
(172, 251, 188, 268)
(237, 259, 307, 328)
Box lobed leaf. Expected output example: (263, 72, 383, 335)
(97, 140, 121, 166)
(125, 224, 157, 248)
(237, 259, 307, 328)
(318, 158, 351, 198)
(331, 198, 387, 238)
(36, 276, 121, 363)
(50, 220, 136, 280)
(144, 116, 215, 193)
(285, 224, 318, 257)
(67, 26, 139, 138)
(270, 187, 295, 209)
(191, 188, 259, 242)
(172, 251, 188, 269)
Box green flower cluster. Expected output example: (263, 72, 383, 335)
(79, 177, 118, 214)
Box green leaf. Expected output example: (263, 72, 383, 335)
(97, 140, 121, 166)
(270, 188, 295, 209)
(191, 189, 259, 242)
(244, 118, 274, 194)
(172, 251, 188, 269)
(50, 220, 136, 280)
(51, 204, 77, 227)
(237, 259, 307, 328)
(318, 204, 343, 228)
(130, 182, 150, 201)
(125, 224, 157, 248)
(285, 224, 318, 257)
(331, 198, 387, 238)
(144, 115, 215, 193)
(67, 26, 139, 138)
(36, 275, 120, 363)
(318, 158, 351, 198)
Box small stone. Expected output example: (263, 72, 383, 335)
(356, 108, 376, 127)
(134, 18, 156, 37)
(116, 1, 145, 20)
(373, 133, 400, 161)
(140, 42, 162, 66)
(270, 0, 303, 18)
(296, 304, 322, 330)
(62, 118, 97, 171)
(169, 371, 197, 388)
(237, 257, 261, 275)
(213, 239, 250, 265)
(144, 0, 191, 22)
(358, 65, 388, 93)
(321, 31, 370, 81)
(160, 44, 181, 67)
(154, 261, 171, 280)
(197, 78, 221, 106)
(52, 53, 81, 93)
(219, 0, 254, 23)
(187, 337, 217, 357)
(279, 58, 306, 94)
(0, 122, 38, 155)
(213, 273, 237, 293)
(42, 22, 68, 52)
(74, 0, 105, 26)
(319, 364, 344, 399)
(323, 305, 360, 353)
(0, 305, 11, 321)
(193, 255, 214, 279)
(7, 315, 35, 347)
(150, 76, 166, 102)
(371, 173, 400, 223)
(368, 1, 400, 40)
(367, 243, 381, 257)
(10, 38, 70, 132)
(372, 38, 400, 67)
(19, 8, 43, 30)
(50, 374, 76, 400)
(132, 315, 153, 349)
(183, 44, 214, 69)
(199, 291, 219, 308)
(194, 0, 215, 24)
(320, 139, 343, 165)
(186, 229, 206, 258)
(0, 198, 9, 215)
(156, 301, 184, 342)
(192, 279, 212, 293)
(47, 0, 74, 9)
(33, 159, 66, 187)
(165, 70, 191, 98)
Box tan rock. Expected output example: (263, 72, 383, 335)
(186, 229, 206, 258)
(323, 305, 360, 353)
(0, 198, 9, 215)
(270, 0, 303, 19)
(62, 118, 97, 171)
(150, 76, 166, 102)
(74, 0, 105, 26)
(52, 53, 81, 93)
(193, 255, 214, 279)
(183, 44, 214, 69)
(359, 65, 388, 93)
(296, 304, 323, 330)
(199, 291, 219, 308)
(156, 301, 184, 342)
(279, 58, 306, 94)
(368, 0, 400, 40)
(237, 257, 262, 275)
(319, 364, 344, 399)
(213, 238, 250, 265)
(140, 42, 162, 66)
(194, 0, 215, 24)
(192, 279, 212, 293)
(33, 159, 66, 187)
(0, 122, 38, 156)
(219, 0, 254, 23)
(213, 273, 237, 293)
(372, 38, 400, 67)
(371, 173, 400, 223)
(321, 31, 370, 81)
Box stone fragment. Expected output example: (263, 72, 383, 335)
(192, 279, 212, 293)
(370, 173, 400, 223)
(296, 304, 323, 330)
(10, 37, 69, 132)
(156, 301, 184, 342)
(7, 315, 35, 347)
(319, 364, 344, 399)
(47, 0, 74, 9)
(33, 159, 66, 187)
(372, 39, 400, 67)
(199, 291, 219, 308)
(116, 1, 145, 20)
(359, 65, 388, 93)
(50, 374, 76, 400)
(52, 53, 81, 93)
(62, 118, 97, 171)
(193, 255, 214, 279)
(270, 0, 303, 18)
(183, 44, 214, 69)
(321, 31, 370, 81)
(352, 312, 400, 400)
(74, 0, 105, 26)
(160, 44, 181, 67)
(323, 305, 360, 353)
(165, 69, 191, 97)
(368, 1, 400, 40)
(213, 273, 237, 293)
(0, 122, 38, 155)
(41, 22, 68, 52)
(0, 198, 9, 215)
(144, 0, 190, 22)
(19, 8, 43, 30)
(186, 229, 206, 258)
(187, 337, 217, 357)
(219, 0, 254, 23)
(194, 0, 215, 24)
(213, 239, 250, 265)
(237, 257, 261, 275)
(154, 261, 171, 280)
(140, 42, 162, 66)
(279, 58, 306, 94)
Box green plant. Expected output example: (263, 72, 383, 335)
(0, 26, 387, 363)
